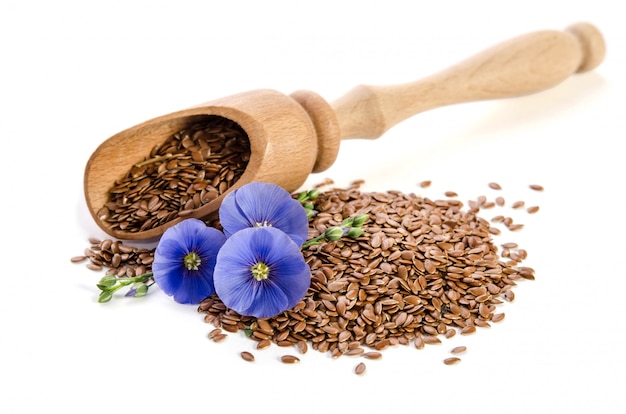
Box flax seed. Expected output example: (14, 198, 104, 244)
(444, 357, 461, 365)
(240, 351, 255, 362)
(280, 355, 300, 364)
(354, 362, 367, 375)
(450, 346, 467, 354)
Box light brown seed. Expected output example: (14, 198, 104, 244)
(240, 351, 255, 362)
(527, 206, 540, 214)
(362, 351, 382, 360)
(354, 362, 367, 375)
(460, 326, 476, 335)
(444, 357, 461, 365)
(296, 341, 308, 354)
(450, 346, 467, 354)
(419, 180, 431, 188)
(212, 333, 228, 343)
(444, 191, 458, 197)
(492, 313, 505, 322)
(511, 200, 525, 209)
(256, 339, 271, 350)
(529, 184, 544, 191)
(208, 328, 222, 339)
(488, 182, 502, 190)
(280, 355, 300, 364)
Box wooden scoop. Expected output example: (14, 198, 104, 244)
(84, 22, 605, 240)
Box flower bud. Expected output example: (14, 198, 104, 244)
(307, 189, 320, 200)
(345, 227, 364, 239)
(351, 214, 369, 228)
(324, 226, 345, 241)
(134, 284, 149, 297)
(341, 217, 354, 227)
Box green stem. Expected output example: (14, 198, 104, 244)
(301, 234, 326, 249)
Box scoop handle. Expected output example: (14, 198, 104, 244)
(331, 22, 605, 140)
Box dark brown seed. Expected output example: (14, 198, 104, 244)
(444, 357, 461, 365)
(354, 362, 367, 375)
(240, 351, 255, 362)
(280, 355, 300, 364)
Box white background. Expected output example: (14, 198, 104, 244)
(1, 1, 624, 413)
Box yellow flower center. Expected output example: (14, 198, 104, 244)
(184, 251, 201, 271)
(251, 262, 270, 281)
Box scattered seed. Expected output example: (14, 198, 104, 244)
(362, 351, 382, 360)
(80, 180, 537, 369)
(208, 328, 222, 339)
(450, 346, 467, 354)
(444, 191, 458, 197)
(419, 180, 432, 188)
(529, 184, 544, 191)
(527, 206, 540, 214)
(240, 351, 255, 362)
(495, 196, 505, 206)
(461, 326, 476, 335)
(444, 357, 461, 365)
(70, 256, 87, 263)
(511, 200, 525, 209)
(492, 313, 506, 322)
(256, 339, 271, 350)
(354, 362, 367, 375)
(212, 333, 228, 343)
(488, 182, 502, 190)
(280, 355, 300, 364)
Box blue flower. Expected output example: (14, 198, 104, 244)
(219, 182, 309, 247)
(213, 226, 311, 318)
(152, 218, 227, 304)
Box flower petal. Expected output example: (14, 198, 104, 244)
(219, 182, 309, 246)
(214, 227, 311, 318)
(152, 218, 227, 304)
